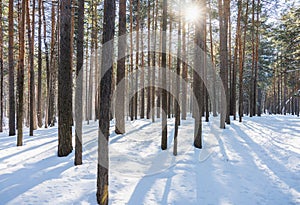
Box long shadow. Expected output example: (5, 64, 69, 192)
(127, 156, 176, 204)
(0, 155, 74, 204)
(0, 139, 57, 162)
(243, 122, 300, 157)
(110, 121, 152, 144)
(232, 124, 300, 197)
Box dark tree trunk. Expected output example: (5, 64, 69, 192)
(140, 24, 145, 119)
(151, 0, 159, 122)
(58, 0, 73, 157)
(218, 0, 230, 128)
(193, 0, 205, 149)
(29, 0, 37, 134)
(182, 17, 187, 120)
(97, 0, 115, 204)
(42, 0, 50, 128)
(37, 0, 43, 128)
(209, 0, 217, 117)
(115, 0, 126, 134)
(161, 0, 168, 150)
(239, 0, 249, 122)
(8, 0, 15, 136)
(17, 0, 25, 146)
(48, 2, 57, 127)
(75, 0, 84, 166)
(146, 0, 151, 119)
(168, 21, 172, 119)
(134, 0, 140, 120)
(129, 0, 134, 121)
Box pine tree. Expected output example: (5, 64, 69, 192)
(8, 0, 15, 136)
(75, 0, 84, 166)
(58, 0, 73, 157)
(97, 0, 115, 204)
(115, 0, 126, 134)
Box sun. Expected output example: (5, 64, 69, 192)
(183, 4, 201, 23)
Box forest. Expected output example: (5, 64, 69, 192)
(0, 0, 299, 204)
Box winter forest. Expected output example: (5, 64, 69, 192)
(0, 0, 299, 204)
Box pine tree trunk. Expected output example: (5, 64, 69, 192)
(151, 0, 159, 122)
(182, 17, 187, 120)
(48, 2, 56, 127)
(37, 0, 43, 128)
(239, 0, 249, 122)
(218, 0, 229, 128)
(97, 1, 115, 204)
(58, 0, 73, 157)
(129, 0, 134, 121)
(115, 0, 126, 134)
(140, 24, 145, 119)
(194, 0, 205, 149)
(17, 0, 25, 146)
(161, 0, 168, 150)
(75, 0, 84, 166)
(209, 0, 217, 117)
(42, 0, 50, 128)
(146, 0, 151, 119)
(134, 0, 140, 120)
(8, 0, 15, 136)
(233, 0, 243, 121)
(168, 21, 172, 119)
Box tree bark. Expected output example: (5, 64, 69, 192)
(161, 0, 168, 150)
(17, 0, 25, 146)
(75, 0, 84, 166)
(97, 0, 115, 204)
(58, 0, 73, 157)
(115, 0, 126, 134)
(8, 0, 15, 136)
(37, 0, 43, 128)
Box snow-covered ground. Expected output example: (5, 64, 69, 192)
(0, 114, 299, 205)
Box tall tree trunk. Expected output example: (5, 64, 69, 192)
(115, 0, 126, 134)
(146, 0, 151, 119)
(161, 0, 168, 150)
(182, 13, 187, 120)
(250, 0, 255, 117)
(151, 0, 159, 122)
(224, 0, 230, 124)
(134, 0, 140, 120)
(37, 0, 43, 128)
(253, 0, 260, 116)
(174, 7, 182, 155)
(42, 0, 50, 128)
(58, 0, 73, 157)
(168, 21, 172, 119)
(48, 1, 56, 127)
(75, 0, 84, 166)
(233, 0, 243, 121)
(97, 0, 115, 204)
(194, 0, 205, 148)
(8, 0, 16, 136)
(17, 0, 25, 146)
(239, 0, 249, 122)
(209, 0, 217, 117)
(140, 24, 145, 119)
(204, 5, 209, 122)
(129, 0, 134, 121)
(26, 0, 35, 136)
(218, 0, 229, 128)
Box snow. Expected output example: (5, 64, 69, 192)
(0, 115, 299, 205)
